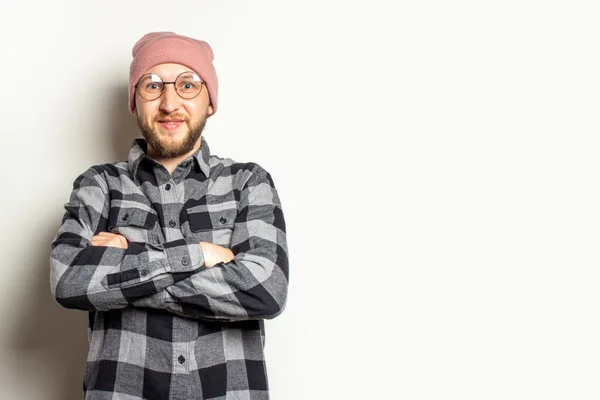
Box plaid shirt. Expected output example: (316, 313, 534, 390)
(50, 137, 289, 400)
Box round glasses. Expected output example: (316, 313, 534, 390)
(135, 71, 205, 101)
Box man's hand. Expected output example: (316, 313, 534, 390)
(91, 232, 128, 249)
(200, 242, 234, 268)
(89, 234, 233, 267)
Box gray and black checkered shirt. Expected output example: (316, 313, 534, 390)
(50, 137, 289, 399)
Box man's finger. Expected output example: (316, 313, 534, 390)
(97, 232, 114, 236)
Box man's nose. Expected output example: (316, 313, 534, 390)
(159, 83, 181, 113)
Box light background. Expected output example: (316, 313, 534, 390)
(0, 1, 599, 399)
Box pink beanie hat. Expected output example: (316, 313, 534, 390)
(129, 32, 218, 115)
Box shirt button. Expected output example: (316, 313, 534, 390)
(122, 213, 129, 221)
(178, 355, 185, 364)
(181, 257, 188, 266)
(169, 220, 177, 228)
(165, 183, 171, 191)
(140, 269, 148, 276)
(219, 217, 227, 224)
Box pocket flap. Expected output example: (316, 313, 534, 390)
(186, 205, 237, 232)
(109, 207, 157, 230)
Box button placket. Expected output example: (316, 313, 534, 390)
(160, 179, 184, 243)
(171, 339, 190, 376)
(161, 179, 176, 203)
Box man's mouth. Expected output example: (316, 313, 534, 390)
(157, 119, 185, 130)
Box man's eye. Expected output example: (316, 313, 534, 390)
(179, 82, 198, 91)
(146, 83, 161, 90)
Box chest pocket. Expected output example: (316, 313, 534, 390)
(186, 205, 237, 247)
(108, 206, 158, 243)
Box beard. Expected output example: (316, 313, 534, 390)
(137, 113, 208, 158)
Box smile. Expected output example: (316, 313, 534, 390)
(157, 120, 185, 130)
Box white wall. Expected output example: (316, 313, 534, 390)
(1, 1, 600, 399)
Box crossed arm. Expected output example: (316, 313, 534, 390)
(50, 165, 289, 321)
(91, 233, 234, 268)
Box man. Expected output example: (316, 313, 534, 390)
(50, 32, 289, 400)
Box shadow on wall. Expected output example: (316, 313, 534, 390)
(8, 85, 140, 400)
(107, 85, 142, 162)
(7, 220, 89, 400)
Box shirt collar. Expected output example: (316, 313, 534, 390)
(128, 136, 212, 180)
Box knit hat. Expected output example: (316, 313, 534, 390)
(129, 32, 218, 115)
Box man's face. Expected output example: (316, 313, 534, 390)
(134, 63, 214, 158)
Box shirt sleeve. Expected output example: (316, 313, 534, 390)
(50, 168, 206, 311)
(163, 166, 289, 321)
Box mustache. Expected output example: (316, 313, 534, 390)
(154, 114, 188, 122)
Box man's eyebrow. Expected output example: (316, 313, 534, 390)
(177, 72, 200, 79)
(142, 72, 200, 81)
(139, 74, 162, 81)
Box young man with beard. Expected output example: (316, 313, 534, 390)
(50, 32, 289, 400)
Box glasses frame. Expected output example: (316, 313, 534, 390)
(134, 71, 205, 101)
